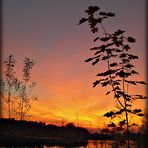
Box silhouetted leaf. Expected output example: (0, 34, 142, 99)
(131, 70, 139, 75)
(99, 11, 107, 15)
(116, 70, 131, 78)
(100, 37, 111, 42)
(78, 18, 88, 25)
(93, 80, 100, 87)
(127, 37, 135, 43)
(126, 104, 132, 107)
(109, 62, 117, 67)
(85, 6, 100, 14)
(127, 109, 132, 113)
(111, 36, 118, 41)
(94, 50, 102, 55)
(117, 91, 125, 96)
(122, 59, 130, 63)
(124, 45, 130, 51)
(114, 94, 120, 99)
(94, 37, 99, 42)
(114, 29, 125, 36)
(133, 109, 142, 113)
(101, 81, 110, 87)
(120, 53, 127, 58)
(113, 81, 120, 85)
(114, 48, 122, 52)
(111, 76, 116, 79)
(115, 109, 125, 115)
(106, 12, 115, 17)
(106, 49, 112, 54)
(126, 98, 131, 101)
(96, 72, 104, 76)
(104, 111, 114, 118)
(106, 91, 110, 95)
(128, 54, 138, 60)
(113, 86, 121, 91)
(138, 113, 144, 117)
(100, 45, 106, 50)
(136, 81, 147, 85)
(125, 64, 134, 68)
(134, 95, 147, 99)
(90, 47, 99, 50)
(85, 58, 93, 62)
(125, 80, 136, 85)
(114, 41, 120, 47)
(92, 59, 99, 65)
(89, 18, 98, 28)
(119, 120, 126, 126)
(91, 27, 98, 33)
(97, 18, 102, 23)
(106, 42, 115, 47)
(97, 70, 116, 77)
(102, 55, 110, 60)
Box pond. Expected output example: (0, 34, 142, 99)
(43, 140, 143, 148)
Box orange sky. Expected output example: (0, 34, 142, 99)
(2, 0, 146, 129)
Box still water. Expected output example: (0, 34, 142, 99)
(43, 140, 140, 148)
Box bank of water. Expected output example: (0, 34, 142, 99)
(43, 140, 143, 148)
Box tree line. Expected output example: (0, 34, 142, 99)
(0, 118, 145, 147)
(0, 118, 89, 147)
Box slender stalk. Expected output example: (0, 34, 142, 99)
(100, 22, 125, 109)
(8, 92, 10, 118)
(20, 95, 23, 120)
(20, 80, 27, 120)
(121, 48, 130, 147)
(101, 22, 130, 147)
(122, 76, 130, 147)
(8, 78, 11, 118)
(23, 80, 27, 119)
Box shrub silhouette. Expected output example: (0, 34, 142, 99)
(78, 6, 147, 148)
(2, 55, 37, 120)
(3, 55, 17, 118)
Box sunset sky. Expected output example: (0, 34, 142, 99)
(2, 0, 146, 129)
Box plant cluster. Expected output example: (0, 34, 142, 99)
(1, 55, 37, 120)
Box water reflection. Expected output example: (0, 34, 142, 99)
(44, 140, 139, 148)
(85, 140, 112, 148)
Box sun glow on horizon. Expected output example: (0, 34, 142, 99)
(2, 0, 146, 131)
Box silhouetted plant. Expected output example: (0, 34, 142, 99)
(0, 77, 4, 118)
(3, 55, 18, 118)
(16, 57, 37, 120)
(2, 55, 37, 120)
(78, 6, 147, 147)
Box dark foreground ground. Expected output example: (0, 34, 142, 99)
(0, 118, 146, 147)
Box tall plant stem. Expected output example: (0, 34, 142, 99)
(121, 48, 130, 147)
(8, 92, 10, 118)
(101, 22, 130, 147)
(8, 81, 11, 118)
(122, 76, 130, 147)
(20, 95, 23, 120)
(20, 80, 27, 120)
(100, 22, 125, 109)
